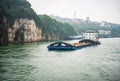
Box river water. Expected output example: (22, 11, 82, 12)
(0, 38, 120, 81)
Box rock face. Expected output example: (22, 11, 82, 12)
(8, 18, 42, 42)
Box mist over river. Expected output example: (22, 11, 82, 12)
(0, 38, 120, 81)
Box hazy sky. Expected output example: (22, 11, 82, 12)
(28, 0, 120, 24)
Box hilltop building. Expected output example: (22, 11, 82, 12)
(98, 30, 111, 37)
(100, 21, 111, 27)
(72, 18, 83, 24)
(85, 17, 90, 24)
(98, 30, 111, 35)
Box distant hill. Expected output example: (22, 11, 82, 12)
(51, 16, 120, 38)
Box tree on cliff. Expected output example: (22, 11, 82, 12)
(0, 0, 41, 44)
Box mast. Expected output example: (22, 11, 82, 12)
(74, 11, 76, 19)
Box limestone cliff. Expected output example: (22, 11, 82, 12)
(8, 18, 42, 42)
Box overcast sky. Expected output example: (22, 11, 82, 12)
(28, 0, 120, 24)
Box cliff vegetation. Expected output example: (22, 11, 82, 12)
(39, 15, 77, 40)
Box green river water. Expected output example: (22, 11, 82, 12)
(0, 38, 120, 81)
